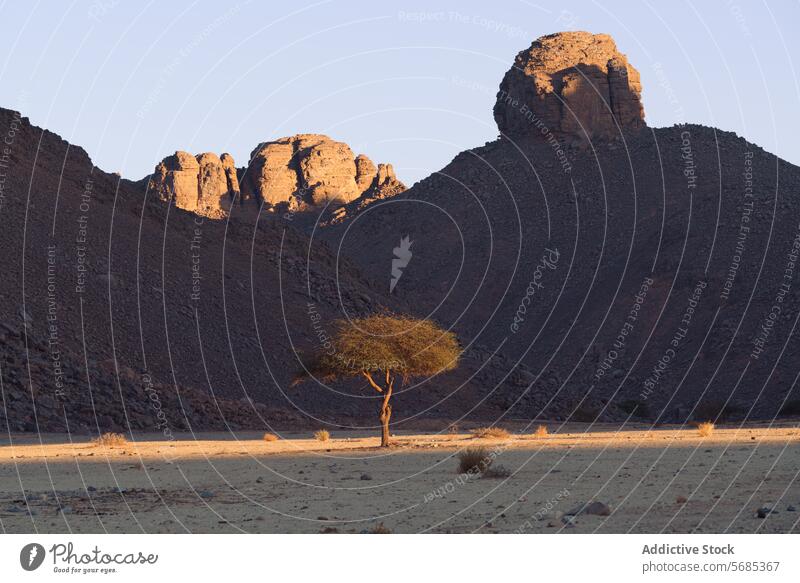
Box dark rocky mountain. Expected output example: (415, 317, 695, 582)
(0, 106, 398, 433)
(3, 30, 799, 436)
(322, 123, 800, 423)
(0, 108, 529, 434)
(318, 31, 800, 424)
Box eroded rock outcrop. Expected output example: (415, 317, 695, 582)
(364, 163, 405, 200)
(494, 31, 645, 143)
(221, 153, 240, 201)
(242, 134, 405, 210)
(354, 154, 377, 193)
(150, 151, 240, 218)
(324, 162, 407, 225)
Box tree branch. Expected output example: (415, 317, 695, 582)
(362, 371, 383, 393)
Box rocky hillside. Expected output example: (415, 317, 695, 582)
(319, 32, 800, 424)
(0, 107, 404, 433)
(3, 29, 800, 434)
(0, 107, 530, 435)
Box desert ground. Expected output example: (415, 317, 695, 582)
(1, 424, 798, 534)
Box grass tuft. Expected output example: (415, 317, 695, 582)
(470, 426, 510, 439)
(368, 522, 392, 534)
(92, 432, 128, 447)
(314, 429, 330, 442)
(533, 425, 549, 437)
(457, 447, 493, 474)
(697, 422, 715, 437)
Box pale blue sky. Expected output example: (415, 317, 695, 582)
(1, 0, 798, 185)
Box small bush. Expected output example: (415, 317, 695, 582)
(471, 426, 510, 439)
(533, 425, 548, 437)
(697, 422, 715, 437)
(92, 432, 128, 447)
(457, 447, 494, 474)
(368, 522, 392, 534)
(314, 429, 330, 442)
(263, 433, 279, 442)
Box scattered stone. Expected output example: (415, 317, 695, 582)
(199, 490, 215, 499)
(561, 514, 577, 527)
(360, 473, 373, 481)
(787, 505, 796, 512)
(756, 507, 777, 519)
(567, 501, 611, 516)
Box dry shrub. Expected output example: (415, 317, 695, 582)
(457, 447, 493, 474)
(92, 432, 128, 447)
(314, 429, 330, 442)
(368, 522, 392, 534)
(697, 422, 715, 437)
(263, 433, 279, 442)
(471, 426, 510, 439)
(533, 425, 549, 437)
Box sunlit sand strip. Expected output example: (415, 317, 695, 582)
(1, 426, 798, 464)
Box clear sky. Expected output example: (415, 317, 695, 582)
(1, 0, 798, 185)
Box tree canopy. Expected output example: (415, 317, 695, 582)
(302, 314, 460, 381)
(294, 314, 461, 446)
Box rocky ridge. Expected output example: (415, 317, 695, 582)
(151, 134, 406, 219)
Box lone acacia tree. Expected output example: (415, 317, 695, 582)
(295, 314, 460, 447)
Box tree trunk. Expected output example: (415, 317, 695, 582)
(379, 377, 394, 447)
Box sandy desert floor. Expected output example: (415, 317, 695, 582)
(1, 424, 798, 533)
